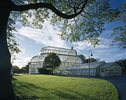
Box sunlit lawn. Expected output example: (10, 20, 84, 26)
(13, 74, 118, 100)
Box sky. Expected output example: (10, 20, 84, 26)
(12, 0, 126, 68)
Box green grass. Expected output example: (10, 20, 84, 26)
(13, 74, 119, 100)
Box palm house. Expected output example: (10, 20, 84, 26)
(29, 46, 122, 76)
(29, 46, 83, 74)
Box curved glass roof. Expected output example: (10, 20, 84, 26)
(40, 46, 77, 56)
(31, 53, 82, 63)
(30, 46, 82, 64)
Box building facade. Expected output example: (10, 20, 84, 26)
(29, 46, 122, 76)
(29, 46, 82, 74)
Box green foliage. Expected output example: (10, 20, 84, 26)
(112, 3, 126, 48)
(78, 54, 86, 63)
(7, 0, 125, 58)
(50, 0, 119, 46)
(85, 57, 97, 63)
(78, 54, 97, 63)
(20, 9, 49, 29)
(43, 53, 61, 73)
(89, 58, 97, 62)
(13, 66, 20, 74)
(13, 74, 119, 100)
(10, 0, 121, 48)
(38, 68, 52, 74)
(7, 14, 21, 54)
(20, 64, 29, 73)
(113, 25, 126, 48)
(13, 64, 30, 74)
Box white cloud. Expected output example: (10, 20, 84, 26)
(16, 20, 67, 48)
(72, 38, 111, 52)
(12, 50, 32, 68)
(11, 47, 32, 68)
(13, 56, 32, 68)
(72, 41, 92, 51)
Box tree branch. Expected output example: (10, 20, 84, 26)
(12, 0, 88, 19)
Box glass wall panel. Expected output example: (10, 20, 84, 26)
(29, 46, 84, 74)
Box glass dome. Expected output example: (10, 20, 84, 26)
(29, 46, 82, 74)
(40, 46, 77, 56)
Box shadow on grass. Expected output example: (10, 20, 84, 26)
(13, 79, 103, 100)
(13, 79, 48, 100)
(13, 74, 22, 76)
(55, 88, 98, 100)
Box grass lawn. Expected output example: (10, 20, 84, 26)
(13, 74, 119, 100)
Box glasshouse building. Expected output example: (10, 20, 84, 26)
(29, 46, 82, 74)
(29, 46, 122, 76)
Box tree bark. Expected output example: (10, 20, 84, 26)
(0, 1, 16, 100)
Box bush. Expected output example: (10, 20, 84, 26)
(38, 68, 52, 74)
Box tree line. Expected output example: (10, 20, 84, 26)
(12, 65, 29, 74)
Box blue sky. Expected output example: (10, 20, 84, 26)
(13, 0, 126, 68)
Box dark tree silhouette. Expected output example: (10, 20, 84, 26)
(20, 64, 29, 73)
(0, 0, 87, 99)
(78, 54, 86, 63)
(12, 66, 20, 74)
(43, 53, 61, 74)
(116, 59, 126, 74)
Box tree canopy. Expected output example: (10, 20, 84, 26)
(78, 54, 86, 63)
(6, 14, 21, 57)
(112, 2, 126, 48)
(43, 53, 61, 73)
(8, 0, 125, 48)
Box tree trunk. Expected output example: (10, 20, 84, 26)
(0, 4, 16, 100)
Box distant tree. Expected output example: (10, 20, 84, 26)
(12, 66, 20, 74)
(43, 53, 61, 74)
(85, 57, 97, 63)
(116, 59, 126, 74)
(38, 68, 51, 74)
(78, 55, 86, 63)
(91, 58, 97, 62)
(20, 63, 29, 73)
